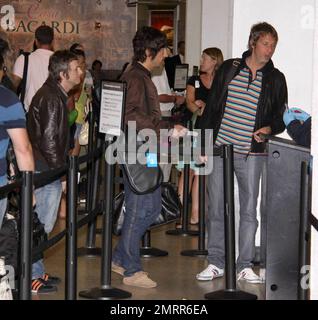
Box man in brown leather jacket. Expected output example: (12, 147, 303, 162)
(27, 50, 82, 294)
(111, 26, 187, 289)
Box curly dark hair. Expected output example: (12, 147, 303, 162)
(132, 26, 167, 63)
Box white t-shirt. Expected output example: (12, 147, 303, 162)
(13, 48, 53, 111)
(151, 67, 174, 116)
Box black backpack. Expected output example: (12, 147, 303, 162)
(0, 144, 47, 273)
(0, 214, 18, 272)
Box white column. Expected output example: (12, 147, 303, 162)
(310, 0, 318, 300)
(232, 0, 315, 115)
(201, 0, 234, 59)
(185, 0, 202, 75)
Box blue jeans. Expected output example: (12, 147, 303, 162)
(113, 175, 162, 277)
(32, 178, 62, 279)
(34, 179, 62, 234)
(206, 153, 266, 272)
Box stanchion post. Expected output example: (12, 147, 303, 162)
(205, 145, 257, 300)
(298, 161, 310, 300)
(101, 147, 115, 287)
(140, 230, 168, 257)
(223, 144, 236, 290)
(19, 171, 33, 300)
(198, 174, 206, 251)
(181, 171, 208, 257)
(85, 110, 95, 215)
(85, 137, 102, 248)
(78, 137, 103, 257)
(166, 162, 198, 237)
(79, 135, 131, 299)
(65, 156, 78, 300)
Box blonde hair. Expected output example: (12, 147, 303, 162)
(202, 47, 224, 70)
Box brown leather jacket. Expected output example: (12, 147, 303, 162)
(120, 61, 172, 137)
(27, 76, 69, 171)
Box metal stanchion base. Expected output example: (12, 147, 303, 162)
(166, 228, 199, 236)
(180, 249, 208, 257)
(79, 285, 131, 300)
(205, 289, 257, 300)
(140, 247, 168, 258)
(77, 247, 101, 257)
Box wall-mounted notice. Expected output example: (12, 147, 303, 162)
(174, 64, 189, 91)
(99, 80, 126, 137)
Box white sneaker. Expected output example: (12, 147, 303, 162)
(237, 268, 264, 284)
(196, 264, 224, 281)
(259, 268, 266, 282)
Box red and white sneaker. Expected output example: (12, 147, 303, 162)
(196, 264, 224, 281)
(237, 268, 264, 284)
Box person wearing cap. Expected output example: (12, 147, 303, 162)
(12, 25, 54, 112)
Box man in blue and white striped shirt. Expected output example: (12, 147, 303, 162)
(197, 22, 287, 284)
(0, 54, 34, 228)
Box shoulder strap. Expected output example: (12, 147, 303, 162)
(219, 58, 241, 103)
(17, 52, 30, 110)
(225, 59, 241, 86)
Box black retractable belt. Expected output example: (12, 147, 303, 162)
(205, 145, 257, 300)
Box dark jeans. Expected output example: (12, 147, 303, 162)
(113, 175, 162, 277)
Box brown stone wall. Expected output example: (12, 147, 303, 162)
(0, 0, 136, 71)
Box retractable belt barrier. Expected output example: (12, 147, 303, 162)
(0, 140, 104, 300)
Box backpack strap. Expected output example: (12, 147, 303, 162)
(17, 52, 30, 111)
(225, 59, 241, 89)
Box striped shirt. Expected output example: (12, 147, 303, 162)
(0, 85, 26, 185)
(215, 68, 263, 154)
